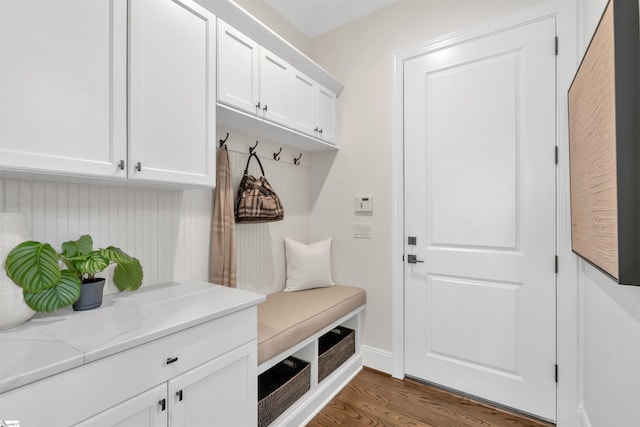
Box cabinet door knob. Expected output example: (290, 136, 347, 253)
(166, 357, 179, 365)
(135, 162, 142, 172)
(256, 102, 261, 110)
(263, 104, 268, 113)
(176, 389, 183, 401)
(118, 160, 125, 170)
(159, 399, 166, 411)
(319, 128, 323, 134)
(314, 127, 319, 132)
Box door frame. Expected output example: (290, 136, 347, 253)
(390, 2, 578, 425)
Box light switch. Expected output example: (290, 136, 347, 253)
(355, 195, 373, 213)
(353, 223, 371, 239)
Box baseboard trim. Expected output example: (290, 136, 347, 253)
(361, 345, 393, 374)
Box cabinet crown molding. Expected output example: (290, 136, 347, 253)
(195, 0, 344, 97)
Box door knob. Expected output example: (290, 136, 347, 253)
(407, 254, 424, 264)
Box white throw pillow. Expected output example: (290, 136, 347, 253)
(284, 237, 335, 292)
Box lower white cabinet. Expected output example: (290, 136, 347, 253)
(76, 385, 168, 427)
(0, 282, 263, 427)
(168, 342, 256, 427)
(77, 342, 256, 427)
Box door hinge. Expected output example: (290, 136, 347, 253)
(555, 255, 559, 274)
(555, 364, 559, 383)
(555, 36, 559, 55)
(555, 146, 558, 164)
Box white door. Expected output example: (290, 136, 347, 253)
(129, 0, 216, 186)
(404, 17, 557, 420)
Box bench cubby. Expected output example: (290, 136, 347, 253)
(318, 326, 356, 383)
(258, 357, 311, 427)
(257, 285, 366, 426)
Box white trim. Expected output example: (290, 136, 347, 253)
(361, 345, 393, 374)
(390, 1, 579, 426)
(390, 51, 405, 380)
(578, 407, 593, 427)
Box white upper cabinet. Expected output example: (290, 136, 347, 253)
(315, 84, 337, 144)
(129, 0, 216, 187)
(217, 19, 259, 115)
(291, 69, 337, 145)
(216, 18, 341, 150)
(0, 0, 127, 178)
(0, 0, 216, 187)
(217, 21, 291, 127)
(258, 48, 291, 127)
(290, 69, 316, 137)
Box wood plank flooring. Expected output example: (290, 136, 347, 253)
(307, 368, 554, 427)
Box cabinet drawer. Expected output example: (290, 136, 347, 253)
(0, 307, 256, 427)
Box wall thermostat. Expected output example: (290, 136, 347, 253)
(355, 195, 373, 213)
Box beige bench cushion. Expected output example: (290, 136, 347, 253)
(257, 285, 366, 365)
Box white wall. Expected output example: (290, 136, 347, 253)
(308, 0, 544, 372)
(576, 1, 640, 426)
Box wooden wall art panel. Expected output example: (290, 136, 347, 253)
(568, 0, 640, 285)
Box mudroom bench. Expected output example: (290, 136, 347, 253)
(256, 285, 366, 426)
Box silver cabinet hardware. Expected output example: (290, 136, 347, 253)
(135, 162, 142, 172)
(118, 160, 125, 170)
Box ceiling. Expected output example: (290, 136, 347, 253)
(264, 0, 400, 38)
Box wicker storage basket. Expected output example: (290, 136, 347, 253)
(318, 326, 355, 382)
(258, 356, 310, 427)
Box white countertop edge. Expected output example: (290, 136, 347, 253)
(0, 281, 265, 394)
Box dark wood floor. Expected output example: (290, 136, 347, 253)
(307, 368, 554, 427)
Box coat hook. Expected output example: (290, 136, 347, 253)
(273, 147, 282, 161)
(294, 153, 302, 165)
(250, 141, 259, 155)
(219, 132, 229, 148)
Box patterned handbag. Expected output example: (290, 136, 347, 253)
(235, 152, 284, 223)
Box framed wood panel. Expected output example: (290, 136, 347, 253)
(568, 0, 640, 285)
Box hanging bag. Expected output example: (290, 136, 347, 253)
(235, 152, 284, 223)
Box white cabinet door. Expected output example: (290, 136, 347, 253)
(0, 0, 127, 178)
(217, 19, 259, 115)
(290, 69, 316, 136)
(75, 385, 168, 427)
(129, 0, 216, 186)
(169, 342, 257, 427)
(259, 47, 291, 126)
(315, 85, 336, 144)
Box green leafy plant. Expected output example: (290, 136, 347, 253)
(4, 235, 143, 312)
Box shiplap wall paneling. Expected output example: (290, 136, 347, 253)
(220, 126, 311, 295)
(0, 179, 210, 294)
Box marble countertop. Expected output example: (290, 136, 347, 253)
(0, 281, 265, 394)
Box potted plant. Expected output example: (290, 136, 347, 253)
(4, 234, 143, 312)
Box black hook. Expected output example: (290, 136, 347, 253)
(219, 132, 229, 148)
(294, 153, 302, 165)
(274, 147, 282, 161)
(250, 141, 259, 155)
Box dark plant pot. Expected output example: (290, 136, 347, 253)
(73, 278, 106, 311)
